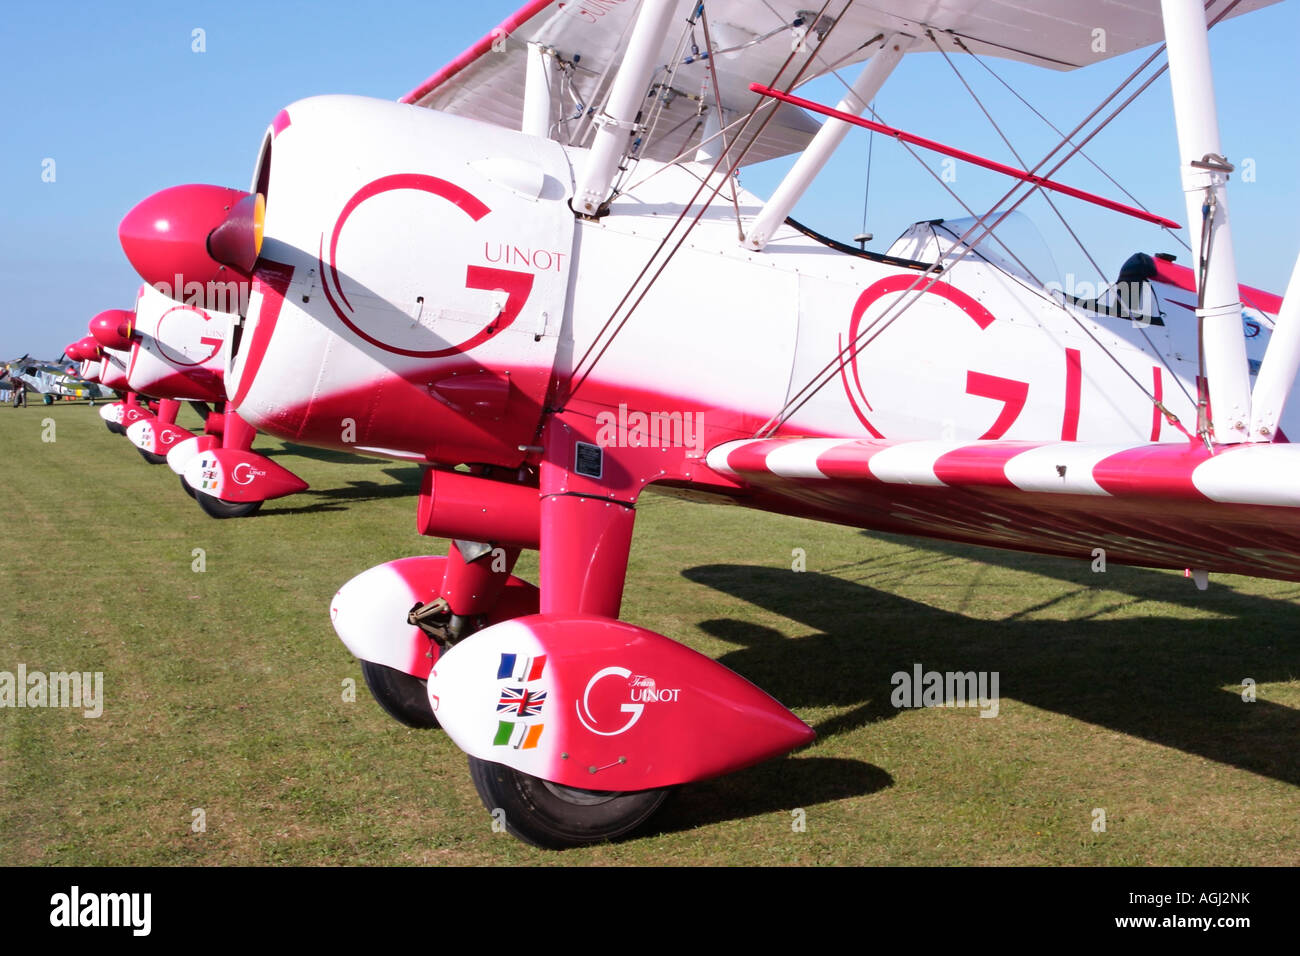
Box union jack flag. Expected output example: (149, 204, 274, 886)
(497, 686, 546, 718)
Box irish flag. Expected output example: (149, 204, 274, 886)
(494, 720, 544, 750)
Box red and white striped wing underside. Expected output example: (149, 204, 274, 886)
(707, 437, 1300, 581)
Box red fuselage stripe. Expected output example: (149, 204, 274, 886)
(1062, 348, 1082, 441)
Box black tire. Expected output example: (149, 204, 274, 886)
(137, 447, 168, 465)
(195, 491, 264, 519)
(179, 475, 197, 499)
(360, 659, 440, 729)
(106, 421, 125, 435)
(467, 755, 670, 849)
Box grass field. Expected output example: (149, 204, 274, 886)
(1, 403, 1297, 866)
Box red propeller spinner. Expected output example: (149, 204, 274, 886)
(119, 185, 264, 312)
(70, 336, 102, 363)
(88, 309, 135, 351)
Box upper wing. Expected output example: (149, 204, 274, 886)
(402, 0, 1280, 165)
(705, 436, 1300, 581)
(402, 1, 822, 166)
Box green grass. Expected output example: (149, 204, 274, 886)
(1, 403, 1298, 865)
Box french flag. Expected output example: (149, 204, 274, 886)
(497, 653, 547, 682)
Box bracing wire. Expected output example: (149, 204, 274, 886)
(756, 17, 1195, 437)
(565, 0, 853, 403)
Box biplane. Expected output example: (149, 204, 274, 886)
(72, 286, 308, 516)
(2, 355, 111, 403)
(117, 0, 1298, 847)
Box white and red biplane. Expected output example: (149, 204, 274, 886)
(76, 286, 309, 517)
(117, 0, 1298, 847)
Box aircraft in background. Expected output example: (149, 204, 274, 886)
(2, 355, 113, 403)
(63, 335, 149, 436)
(117, 0, 1300, 847)
(72, 286, 308, 517)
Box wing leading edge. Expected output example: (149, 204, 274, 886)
(706, 436, 1300, 582)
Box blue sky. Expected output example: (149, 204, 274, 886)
(3, 0, 1297, 359)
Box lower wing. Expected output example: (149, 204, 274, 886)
(705, 437, 1300, 581)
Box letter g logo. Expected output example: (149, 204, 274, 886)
(575, 666, 644, 737)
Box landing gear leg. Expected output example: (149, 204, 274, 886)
(462, 446, 670, 847)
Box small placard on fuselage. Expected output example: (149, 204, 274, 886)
(575, 442, 604, 479)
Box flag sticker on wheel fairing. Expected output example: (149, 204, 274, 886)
(199, 457, 220, 491)
(492, 653, 548, 749)
(497, 653, 546, 682)
(493, 720, 544, 750)
(497, 686, 547, 718)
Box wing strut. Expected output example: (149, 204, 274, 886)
(523, 43, 555, 138)
(744, 34, 912, 252)
(572, 0, 679, 216)
(1248, 252, 1300, 440)
(1161, 0, 1252, 444)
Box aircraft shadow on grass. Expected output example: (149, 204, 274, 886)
(651, 756, 893, 837)
(683, 541, 1300, 791)
(254, 467, 422, 516)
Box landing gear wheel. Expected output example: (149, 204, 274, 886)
(106, 421, 124, 435)
(137, 447, 168, 465)
(195, 491, 263, 519)
(467, 755, 670, 849)
(179, 475, 197, 499)
(360, 660, 439, 729)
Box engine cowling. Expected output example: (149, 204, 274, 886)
(98, 347, 131, 392)
(123, 96, 574, 470)
(124, 284, 227, 403)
